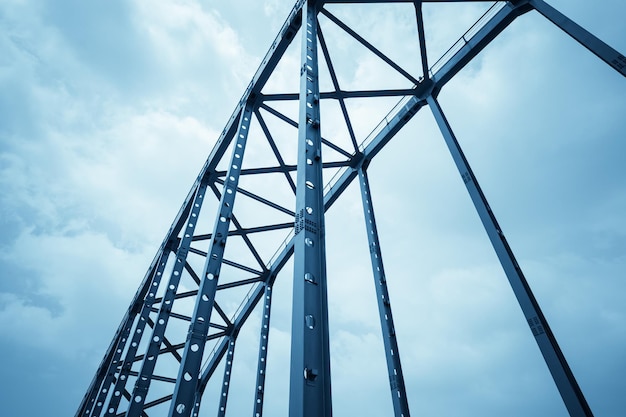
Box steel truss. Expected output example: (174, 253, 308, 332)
(76, 1, 625, 417)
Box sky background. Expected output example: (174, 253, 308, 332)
(1, 0, 625, 416)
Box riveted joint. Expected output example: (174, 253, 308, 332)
(306, 116, 320, 129)
(177, 246, 189, 260)
(304, 367, 318, 382)
(189, 323, 208, 339)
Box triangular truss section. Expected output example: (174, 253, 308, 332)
(76, 1, 625, 417)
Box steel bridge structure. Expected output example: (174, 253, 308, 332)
(76, 1, 625, 417)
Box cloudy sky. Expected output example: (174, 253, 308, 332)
(1, 0, 625, 416)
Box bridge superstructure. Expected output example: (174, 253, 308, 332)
(76, 1, 625, 417)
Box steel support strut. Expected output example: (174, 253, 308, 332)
(253, 284, 273, 417)
(126, 182, 209, 417)
(77, 238, 180, 417)
(75, 1, 626, 416)
(426, 94, 593, 417)
(529, 0, 626, 78)
(102, 249, 172, 417)
(216, 337, 237, 417)
(358, 168, 410, 417)
(83, 248, 169, 417)
(168, 103, 255, 417)
(289, 1, 332, 417)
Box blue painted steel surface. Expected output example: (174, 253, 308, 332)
(252, 284, 273, 417)
(216, 337, 236, 417)
(100, 249, 174, 417)
(167, 104, 255, 417)
(75, 1, 625, 416)
(427, 94, 593, 417)
(126, 184, 207, 416)
(530, 0, 626, 77)
(358, 168, 411, 417)
(126, 182, 209, 417)
(289, 2, 333, 416)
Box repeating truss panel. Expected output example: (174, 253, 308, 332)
(76, 1, 625, 417)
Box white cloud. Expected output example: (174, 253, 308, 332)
(132, 0, 256, 88)
(0, 229, 150, 356)
(0, 1, 624, 416)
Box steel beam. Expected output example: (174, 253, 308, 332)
(317, 24, 359, 152)
(77, 1, 626, 416)
(255, 109, 298, 193)
(76, 233, 183, 417)
(261, 89, 419, 101)
(253, 284, 273, 417)
(529, 0, 626, 78)
(216, 337, 237, 417)
(323, 1, 490, 3)
(258, 102, 353, 158)
(427, 94, 593, 417)
(98, 249, 172, 417)
(125, 182, 209, 417)
(289, 2, 333, 416)
(358, 168, 411, 417)
(320, 7, 420, 85)
(414, 1, 429, 80)
(167, 103, 255, 417)
(197, 98, 426, 393)
(430, 2, 529, 94)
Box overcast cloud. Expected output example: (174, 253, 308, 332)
(0, 1, 624, 416)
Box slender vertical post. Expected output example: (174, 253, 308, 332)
(253, 284, 273, 417)
(126, 182, 209, 417)
(358, 168, 411, 417)
(413, 1, 429, 81)
(427, 94, 593, 417)
(217, 337, 237, 417)
(289, 1, 332, 417)
(529, 0, 626, 77)
(168, 103, 255, 417)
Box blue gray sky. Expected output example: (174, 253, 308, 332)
(0, 1, 625, 416)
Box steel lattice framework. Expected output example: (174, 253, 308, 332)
(76, 1, 625, 417)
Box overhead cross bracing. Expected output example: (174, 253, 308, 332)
(76, 1, 625, 417)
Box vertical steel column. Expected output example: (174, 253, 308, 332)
(529, 0, 626, 77)
(413, 1, 429, 81)
(168, 103, 255, 417)
(253, 284, 273, 417)
(96, 249, 172, 417)
(126, 183, 209, 417)
(358, 168, 411, 417)
(289, 1, 332, 417)
(217, 337, 237, 417)
(427, 95, 593, 417)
